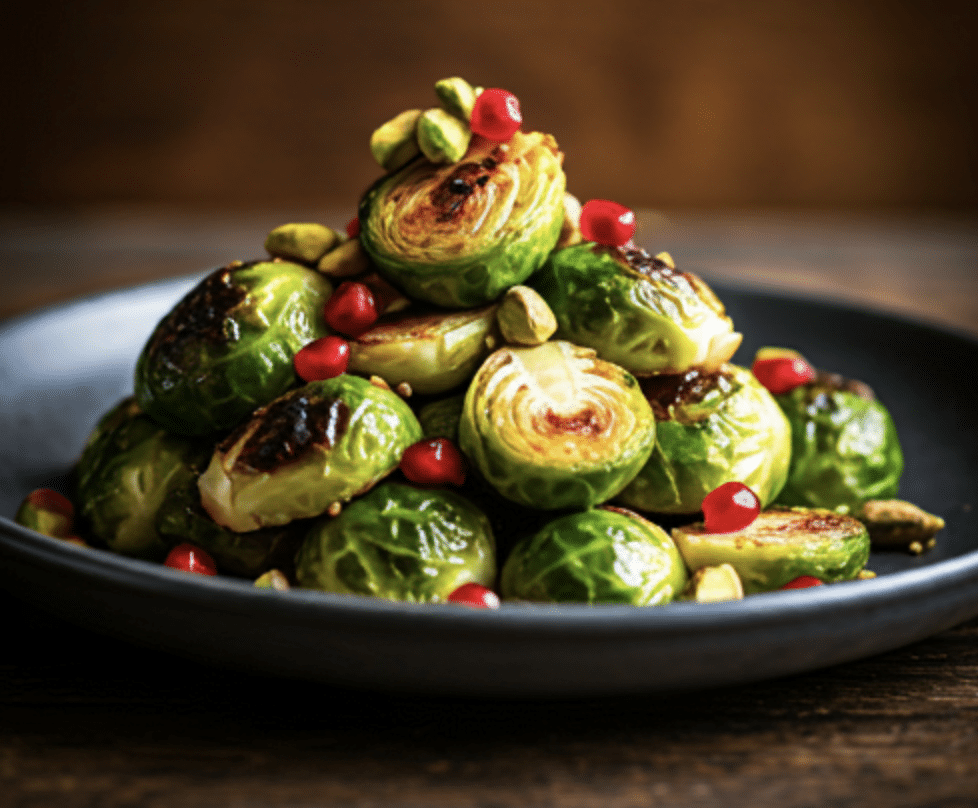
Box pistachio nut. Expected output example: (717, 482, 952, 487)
(435, 76, 478, 120)
(417, 108, 471, 164)
(857, 499, 945, 551)
(317, 237, 371, 278)
(370, 109, 423, 172)
(497, 285, 557, 345)
(265, 223, 341, 265)
(685, 563, 744, 603)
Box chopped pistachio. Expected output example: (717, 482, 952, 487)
(434, 77, 478, 120)
(685, 563, 745, 603)
(370, 109, 423, 172)
(264, 223, 341, 265)
(555, 192, 583, 248)
(857, 499, 945, 551)
(254, 569, 291, 591)
(316, 238, 371, 278)
(417, 108, 471, 164)
(497, 285, 557, 346)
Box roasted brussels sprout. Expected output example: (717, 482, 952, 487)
(348, 304, 498, 395)
(134, 260, 333, 436)
(672, 506, 870, 594)
(500, 506, 687, 605)
(529, 245, 741, 375)
(75, 397, 210, 559)
(417, 393, 465, 440)
(198, 374, 422, 532)
(295, 481, 495, 602)
(616, 365, 791, 514)
(156, 478, 304, 577)
(458, 341, 656, 510)
(774, 371, 904, 514)
(359, 131, 566, 308)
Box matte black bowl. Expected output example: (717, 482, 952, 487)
(2, 274, 976, 697)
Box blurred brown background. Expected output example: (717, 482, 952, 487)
(2, 0, 976, 213)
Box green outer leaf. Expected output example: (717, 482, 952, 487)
(198, 375, 423, 532)
(359, 132, 566, 308)
(295, 481, 496, 603)
(529, 244, 734, 375)
(75, 397, 210, 559)
(134, 261, 333, 436)
(616, 365, 791, 514)
(500, 508, 687, 605)
(458, 342, 656, 510)
(774, 387, 904, 513)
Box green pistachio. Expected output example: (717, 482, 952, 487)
(264, 223, 341, 265)
(684, 564, 744, 603)
(435, 76, 478, 120)
(316, 237, 371, 278)
(496, 285, 557, 346)
(417, 108, 471, 164)
(370, 109, 423, 172)
(856, 499, 944, 551)
(15, 488, 76, 539)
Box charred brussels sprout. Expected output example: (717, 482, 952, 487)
(774, 372, 903, 514)
(359, 131, 566, 308)
(616, 365, 791, 515)
(348, 304, 498, 395)
(672, 506, 870, 594)
(156, 478, 304, 577)
(198, 375, 422, 532)
(134, 260, 333, 436)
(529, 245, 741, 375)
(295, 481, 495, 602)
(458, 341, 656, 510)
(75, 397, 210, 559)
(500, 506, 687, 605)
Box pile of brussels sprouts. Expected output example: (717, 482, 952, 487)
(15, 77, 945, 607)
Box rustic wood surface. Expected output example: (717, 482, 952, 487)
(1, 210, 977, 807)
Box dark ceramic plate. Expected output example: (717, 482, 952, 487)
(1, 274, 977, 697)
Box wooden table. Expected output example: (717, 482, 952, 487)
(2, 209, 977, 807)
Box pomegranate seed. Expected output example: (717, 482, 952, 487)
(702, 482, 760, 533)
(164, 543, 217, 576)
(294, 335, 350, 381)
(346, 216, 360, 239)
(469, 88, 522, 141)
(447, 582, 501, 609)
(781, 575, 824, 590)
(579, 199, 636, 247)
(400, 438, 466, 486)
(752, 357, 816, 395)
(324, 281, 379, 337)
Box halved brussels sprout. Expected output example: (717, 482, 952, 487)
(672, 506, 870, 594)
(528, 245, 741, 375)
(458, 341, 656, 510)
(500, 506, 687, 605)
(616, 364, 791, 514)
(75, 397, 210, 559)
(774, 371, 904, 514)
(134, 260, 333, 436)
(198, 374, 423, 532)
(359, 131, 566, 308)
(156, 478, 305, 577)
(348, 304, 498, 395)
(295, 481, 495, 603)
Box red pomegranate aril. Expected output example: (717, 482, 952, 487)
(752, 357, 816, 395)
(294, 335, 350, 381)
(781, 575, 824, 590)
(469, 88, 522, 141)
(400, 438, 466, 487)
(447, 583, 501, 609)
(324, 281, 379, 337)
(702, 482, 761, 533)
(346, 216, 360, 239)
(579, 199, 636, 247)
(165, 543, 217, 576)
